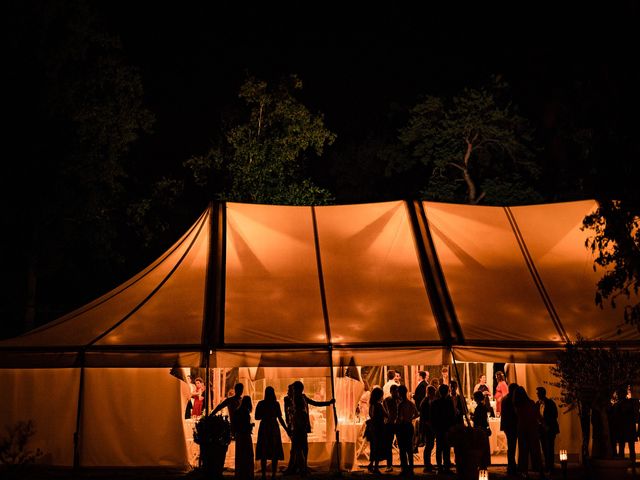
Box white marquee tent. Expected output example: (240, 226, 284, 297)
(1, 200, 638, 469)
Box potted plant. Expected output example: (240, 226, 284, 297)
(550, 335, 640, 478)
(447, 424, 487, 480)
(193, 414, 232, 478)
(0, 420, 44, 480)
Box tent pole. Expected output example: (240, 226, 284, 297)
(328, 345, 341, 475)
(310, 206, 341, 475)
(72, 352, 86, 474)
(450, 348, 471, 426)
(204, 351, 210, 414)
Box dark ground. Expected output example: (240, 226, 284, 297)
(5, 463, 636, 480)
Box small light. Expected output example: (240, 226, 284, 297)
(560, 449, 568, 480)
(478, 469, 489, 480)
(559, 449, 568, 462)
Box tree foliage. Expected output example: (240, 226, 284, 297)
(186, 76, 336, 205)
(397, 78, 541, 205)
(4, 0, 154, 332)
(583, 200, 640, 330)
(550, 336, 640, 459)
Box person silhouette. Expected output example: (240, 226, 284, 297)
(212, 383, 244, 434)
(288, 380, 335, 476)
(255, 386, 289, 480)
(232, 395, 255, 479)
(536, 386, 559, 474)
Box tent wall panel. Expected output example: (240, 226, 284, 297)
(214, 350, 333, 368)
(316, 202, 440, 343)
(95, 216, 209, 346)
(0, 211, 208, 349)
(83, 351, 202, 368)
(80, 368, 188, 467)
(453, 347, 562, 364)
(0, 368, 80, 466)
(424, 202, 560, 342)
(510, 201, 640, 342)
(225, 204, 326, 344)
(332, 347, 445, 367)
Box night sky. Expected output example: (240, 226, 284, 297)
(99, 2, 638, 182)
(3, 1, 640, 338)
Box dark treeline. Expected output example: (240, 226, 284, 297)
(2, 1, 639, 338)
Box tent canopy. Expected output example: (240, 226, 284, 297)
(2, 200, 638, 368)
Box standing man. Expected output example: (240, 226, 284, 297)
(382, 384, 400, 472)
(430, 384, 456, 475)
(413, 371, 429, 412)
(536, 386, 559, 474)
(396, 385, 419, 476)
(383, 369, 400, 398)
(500, 383, 518, 475)
(419, 385, 437, 473)
(412, 371, 429, 452)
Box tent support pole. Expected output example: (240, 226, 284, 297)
(204, 352, 210, 414)
(72, 352, 86, 474)
(311, 206, 341, 475)
(450, 348, 471, 426)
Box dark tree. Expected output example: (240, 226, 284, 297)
(397, 78, 542, 205)
(185, 76, 336, 205)
(4, 0, 154, 335)
(583, 200, 640, 331)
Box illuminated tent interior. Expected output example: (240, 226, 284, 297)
(1, 200, 638, 469)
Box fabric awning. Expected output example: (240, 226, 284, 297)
(1, 200, 638, 367)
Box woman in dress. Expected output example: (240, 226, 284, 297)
(190, 377, 205, 417)
(494, 371, 509, 416)
(232, 395, 255, 479)
(366, 387, 387, 474)
(255, 386, 288, 480)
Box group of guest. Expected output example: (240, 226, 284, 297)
(209, 381, 335, 479)
(498, 383, 559, 478)
(366, 369, 467, 476)
(364, 369, 565, 478)
(609, 386, 639, 463)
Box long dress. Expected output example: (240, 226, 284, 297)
(369, 401, 387, 461)
(255, 400, 285, 461)
(232, 407, 255, 479)
(472, 403, 491, 469)
(494, 380, 509, 415)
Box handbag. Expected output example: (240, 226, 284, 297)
(363, 419, 374, 440)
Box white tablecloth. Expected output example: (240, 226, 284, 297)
(488, 417, 507, 454)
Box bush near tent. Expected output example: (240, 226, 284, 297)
(550, 336, 640, 467)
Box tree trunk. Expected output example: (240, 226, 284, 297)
(591, 406, 614, 459)
(579, 406, 591, 465)
(462, 168, 481, 204)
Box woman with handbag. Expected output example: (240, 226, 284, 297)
(366, 387, 387, 474)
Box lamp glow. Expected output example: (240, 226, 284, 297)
(560, 449, 568, 480)
(478, 469, 489, 480)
